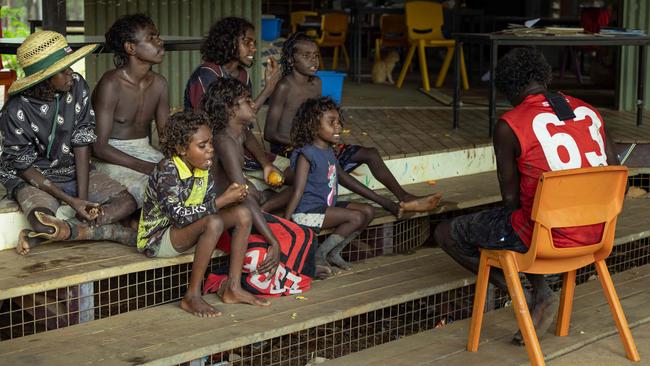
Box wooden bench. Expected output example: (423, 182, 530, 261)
(322, 263, 650, 366)
(1, 198, 649, 364)
(0, 171, 500, 301)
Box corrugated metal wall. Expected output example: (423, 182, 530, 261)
(84, 0, 262, 110)
(619, 0, 650, 111)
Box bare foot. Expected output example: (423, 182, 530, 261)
(221, 281, 271, 307)
(31, 211, 71, 241)
(180, 293, 222, 317)
(327, 252, 353, 271)
(315, 264, 333, 279)
(512, 292, 559, 346)
(16, 229, 48, 255)
(400, 193, 442, 213)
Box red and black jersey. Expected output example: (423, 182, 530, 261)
(501, 93, 608, 248)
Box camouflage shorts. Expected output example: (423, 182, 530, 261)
(449, 206, 528, 256)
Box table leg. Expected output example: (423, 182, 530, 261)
(453, 41, 461, 129)
(637, 45, 646, 126)
(488, 42, 498, 137)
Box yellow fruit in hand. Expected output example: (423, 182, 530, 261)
(268, 171, 284, 185)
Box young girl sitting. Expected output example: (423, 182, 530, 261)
(285, 97, 375, 271)
(137, 111, 269, 318)
(201, 77, 319, 293)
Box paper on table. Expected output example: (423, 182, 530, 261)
(525, 18, 540, 28)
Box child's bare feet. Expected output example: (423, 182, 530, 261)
(16, 229, 48, 255)
(315, 264, 334, 279)
(327, 252, 352, 271)
(400, 193, 442, 213)
(31, 212, 71, 241)
(221, 279, 270, 307)
(180, 293, 222, 317)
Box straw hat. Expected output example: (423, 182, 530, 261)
(8, 30, 98, 96)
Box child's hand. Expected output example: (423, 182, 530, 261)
(70, 197, 102, 223)
(256, 243, 280, 275)
(263, 164, 284, 188)
(216, 182, 248, 208)
(264, 58, 281, 89)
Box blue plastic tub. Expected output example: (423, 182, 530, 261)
(316, 71, 346, 104)
(261, 17, 283, 41)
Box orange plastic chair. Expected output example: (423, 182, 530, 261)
(0, 69, 17, 102)
(315, 13, 350, 70)
(290, 11, 319, 38)
(396, 1, 468, 91)
(374, 14, 408, 62)
(467, 166, 639, 366)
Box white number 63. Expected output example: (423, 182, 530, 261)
(532, 106, 607, 170)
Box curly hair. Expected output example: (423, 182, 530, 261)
(200, 77, 249, 133)
(495, 47, 552, 101)
(281, 32, 316, 77)
(22, 79, 56, 101)
(201, 17, 254, 65)
(291, 97, 343, 149)
(160, 110, 211, 158)
(105, 13, 155, 68)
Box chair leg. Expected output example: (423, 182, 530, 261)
(467, 252, 491, 352)
(417, 40, 430, 91)
(375, 39, 382, 62)
(459, 46, 469, 90)
(555, 270, 576, 337)
(435, 46, 454, 88)
(332, 46, 340, 70)
(396, 44, 416, 89)
(501, 254, 545, 366)
(595, 260, 640, 362)
(318, 51, 325, 70)
(342, 46, 350, 70)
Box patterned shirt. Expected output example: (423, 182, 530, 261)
(137, 156, 218, 257)
(0, 73, 97, 198)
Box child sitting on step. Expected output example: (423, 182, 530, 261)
(284, 97, 374, 271)
(137, 110, 270, 318)
(264, 32, 442, 218)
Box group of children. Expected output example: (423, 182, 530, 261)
(0, 14, 440, 317)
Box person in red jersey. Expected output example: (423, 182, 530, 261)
(434, 48, 620, 345)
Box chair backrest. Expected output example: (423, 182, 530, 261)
(319, 13, 349, 44)
(404, 1, 445, 41)
(380, 14, 407, 42)
(526, 166, 628, 266)
(291, 11, 319, 33)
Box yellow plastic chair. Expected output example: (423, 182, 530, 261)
(467, 166, 639, 366)
(374, 14, 409, 61)
(315, 13, 350, 70)
(396, 1, 468, 91)
(290, 11, 319, 38)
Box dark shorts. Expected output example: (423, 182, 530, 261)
(335, 144, 362, 173)
(270, 143, 292, 158)
(449, 206, 529, 256)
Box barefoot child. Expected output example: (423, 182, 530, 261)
(137, 111, 269, 317)
(265, 32, 441, 217)
(285, 97, 375, 271)
(0, 31, 138, 255)
(201, 77, 321, 291)
(184, 16, 281, 177)
(92, 13, 168, 207)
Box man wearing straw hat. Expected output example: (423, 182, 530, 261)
(0, 30, 138, 255)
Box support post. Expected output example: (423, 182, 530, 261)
(42, 0, 67, 35)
